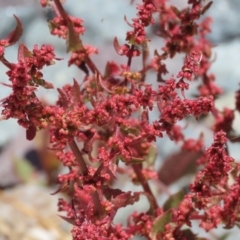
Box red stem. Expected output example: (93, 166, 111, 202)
(53, 0, 101, 76)
(132, 164, 158, 214)
(53, 0, 69, 22)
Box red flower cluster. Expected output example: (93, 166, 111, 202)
(1, 0, 240, 239)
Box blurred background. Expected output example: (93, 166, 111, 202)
(0, 0, 240, 239)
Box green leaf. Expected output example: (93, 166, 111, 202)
(13, 158, 35, 182)
(145, 144, 157, 167)
(163, 188, 187, 211)
(218, 233, 230, 240)
(150, 210, 172, 240)
(66, 20, 82, 52)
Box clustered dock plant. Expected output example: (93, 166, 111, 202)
(1, 0, 240, 239)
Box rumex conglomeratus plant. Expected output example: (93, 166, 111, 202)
(1, 0, 240, 239)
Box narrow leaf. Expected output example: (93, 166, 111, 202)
(51, 183, 68, 195)
(58, 215, 76, 225)
(113, 37, 123, 55)
(71, 78, 81, 104)
(6, 15, 23, 46)
(171, 6, 180, 17)
(78, 61, 89, 76)
(201, 1, 213, 15)
(66, 20, 82, 52)
(150, 210, 172, 240)
(124, 15, 134, 27)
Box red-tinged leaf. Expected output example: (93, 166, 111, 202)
(71, 78, 81, 104)
(181, 229, 198, 239)
(104, 61, 120, 78)
(58, 215, 76, 225)
(154, 49, 161, 57)
(158, 150, 202, 185)
(201, 1, 213, 15)
(0, 56, 14, 69)
(26, 124, 37, 141)
(102, 186, 124, 201)
(97, 72, 114, 93)
(171, 6, 180, 17)
(57, 88, 69, 108)
(6, 15, 23, 47)
(78, 61, 89, 76)
(142, 41, 149, 65)
(0, 82, 12, 88)
(124, 15, 134, 27)
(66, 20, 82, 53)
(163, 188, 187, 211)
(150, 210, 172, 240)
(18, 43, 32, 61)
(113, 37, 123, 55)
(83, 132, 99, 161)
(111, 191, 140, 210)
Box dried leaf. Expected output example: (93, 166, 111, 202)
(150, 210, 172, 240)
(66, 20, 82, 52)
(5, 15, 23, 47)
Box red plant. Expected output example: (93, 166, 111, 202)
(1, 0, 240, 239)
